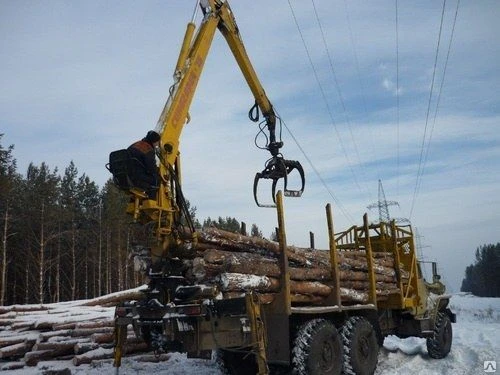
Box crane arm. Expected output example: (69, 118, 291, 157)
(108, 0, 304, 262)
(213, 1, 305, 205)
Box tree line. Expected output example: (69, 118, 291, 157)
(0, 135, 263, 306)
(460, 243, 500, 297)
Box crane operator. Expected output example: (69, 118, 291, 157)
(127, 130, 160, 199)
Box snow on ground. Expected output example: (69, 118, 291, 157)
(1, 293, 499, 374)
(376, 293, 500, 375)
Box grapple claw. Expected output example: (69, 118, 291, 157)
(282, 159, 305, 198)
(253, 156, 305, 208)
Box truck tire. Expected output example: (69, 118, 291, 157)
(292, 319, 342, 375)
(340, 316, 379, 375)
(216, 348, 258, 375)
(426, 311, 452, 359)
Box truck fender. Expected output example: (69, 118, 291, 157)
(430, 294, 456, 323)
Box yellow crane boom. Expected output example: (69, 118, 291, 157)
(107, 0, 304, 264)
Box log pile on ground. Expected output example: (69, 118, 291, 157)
(0, 287, 152, 371)
(181, 227, 403, 305)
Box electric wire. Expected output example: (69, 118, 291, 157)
(409, 0, 447, 219)
(309, 0, 373, 202)
(419, 0, 460, 201)
(342, 1, 383, 185)
(275, 108, 356, 224)
(395, 0, 400, 199)
(342, 0, 368, 116)
(286, 0, 363, 211)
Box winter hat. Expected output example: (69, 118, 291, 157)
(145, 130, 161, 143)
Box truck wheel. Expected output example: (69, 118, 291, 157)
(426, 311, 452, 359)
(292, 319, 342, 375)
(216, 348, 258, 375)
(340, 316, 379, 375)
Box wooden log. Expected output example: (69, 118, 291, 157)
(337, 254, 396, 275)
(197, 244, 396, 279)
(200, 228, 280, 254)
(288, 266, 330, 281)
(205, 249, 278, 274)
(0, 305, 49, 315)
(0, 361, 26, 370)
(73, 342, 100, 355)
(338, 250, 395, 266)
(194, 227, 401, 274)
(217, 273, 280, 293)
(80, 289, 146, 307)
(341, 280, 398, 291)
(47, 336, 90, 345)
(198, 250, 388, 281)
(90, 332, 114, 344)
(340, 288, 368, 303)
(289, 280, 331, 296)
(34, 320, 56, 330)
(339, 270, 395, 283)
(11, 321, 35, 330)
(197, 260, 398, 297)
(32, 341, 78, 357)
(218, 273, 332, 297)
(24, 349, 53, 366)
(199, 228, 311, 266)
(0, 319, 14, 327)
(223, 284, 397, 306)
(246, 293, 329, 305)
(73, 341, 149, 366)
(38, 330, 72, 343)
(70, 326, 115, 337)
(0, 336, 33, 349)
(72, 348, 114, 366)
(190, 258, 224, 281)
(200, 249, 333, 281)
(52, 319, 113, 331)
(90, 328, 136, 345)
(0, 341, 32, 359)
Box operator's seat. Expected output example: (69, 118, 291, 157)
(107, 149, 136, 190)
(106, 149, 149, 199)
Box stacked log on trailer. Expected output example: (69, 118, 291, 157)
(179, 227, 404, 305)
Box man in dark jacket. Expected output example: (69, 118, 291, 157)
(127, 130, 161, 199)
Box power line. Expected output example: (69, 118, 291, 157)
(395, 0, 401, 198)
(409, 0, 447, 219)
(420, 0, 460, 195)
(286, 0, 364, 197)
(310, 0, 373, 202)
(276, 110, 356, 224)
(342, 0, 368, 116)
(342, 1, 383, 183)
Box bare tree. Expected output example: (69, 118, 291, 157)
(1, 203, 11, 305)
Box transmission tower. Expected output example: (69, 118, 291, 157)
(367, 180, 409, 223)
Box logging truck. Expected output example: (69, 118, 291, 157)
(112, 195, 456, 374)
(107, 1, 455, 374)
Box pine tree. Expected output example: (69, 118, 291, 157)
(0, 135, 20, 305)
(461, 243, 500, 297)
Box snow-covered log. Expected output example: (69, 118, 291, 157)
(0, 287, 152, 369)
(0, 342, 32, 359)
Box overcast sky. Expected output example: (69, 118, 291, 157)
(1, 1, 499, 292)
